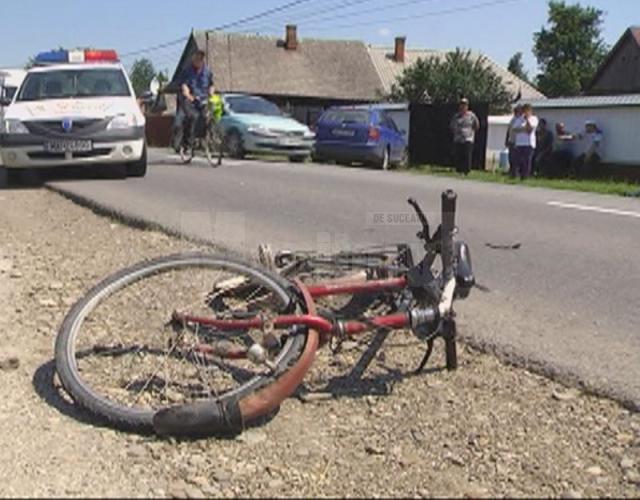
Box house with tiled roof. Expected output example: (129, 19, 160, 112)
(368, 37, 544, 101)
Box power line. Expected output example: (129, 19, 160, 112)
(292, 0, 443, 28)
(120, 37, 188, 59)
(212, 0, 314, 31)
(240, 0, 442, 32)
(237, 0, 373, 31)
(308, 0, 525, 31)
(120, 0, 315, 60)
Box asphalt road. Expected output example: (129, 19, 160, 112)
(45, 150, 640, 409)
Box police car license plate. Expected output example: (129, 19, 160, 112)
(45, 140, 92, 153)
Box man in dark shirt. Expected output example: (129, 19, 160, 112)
(173, 50, 214, 152)
(533, 118, 553, 176)
(449, 97, 480, 175)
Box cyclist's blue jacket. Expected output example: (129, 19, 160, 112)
(179, 64, 214, 101)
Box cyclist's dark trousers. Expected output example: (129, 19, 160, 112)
(174, 100, 201, 150)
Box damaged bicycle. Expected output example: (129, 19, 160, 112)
(54, 190, 474, 437)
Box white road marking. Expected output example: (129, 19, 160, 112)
(547, 201, 640, 219)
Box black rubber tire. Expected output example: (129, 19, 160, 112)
(55, 252, 307, 432)
(204, 126, 223, 167)
(226, 130, 245, 159)
(126, 144, 148, 178)
(180, 146, 194, 164)
(1, 167, 22, 186)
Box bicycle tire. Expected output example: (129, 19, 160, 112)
(180, 146, 194, 164)
(55, 252, 307, 432)
(205, 125, 223, 167)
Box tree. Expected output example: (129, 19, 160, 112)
(389, 48, 512, 113)
(507, 52, 529, 83)
(129, 58, 157, 97)
(533, 0, 608, 97)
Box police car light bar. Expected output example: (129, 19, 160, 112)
(34, 49, 119, 65)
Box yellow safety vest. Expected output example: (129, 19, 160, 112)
(208, 94, 224, 122)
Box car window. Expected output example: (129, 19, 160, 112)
(18, 69, 130, 101)
(3, 86, 17, 100)
(321, 109, 369, 125)
(226, 96, 281, 116)
(386, 116, 399, 132)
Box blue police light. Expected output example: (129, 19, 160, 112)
(34, 50, 69, 65)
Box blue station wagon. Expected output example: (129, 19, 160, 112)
(313, 107, 408, 169)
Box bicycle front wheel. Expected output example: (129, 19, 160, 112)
(55, 253, 306, 432)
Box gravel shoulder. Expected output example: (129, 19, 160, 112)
(0, 188, 639, 498)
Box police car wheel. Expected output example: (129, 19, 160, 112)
(126, 146, 147, 178)
(0, 168, 20, 186)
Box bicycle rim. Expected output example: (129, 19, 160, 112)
(55, 253, 306, 430)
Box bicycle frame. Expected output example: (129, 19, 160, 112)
(174, 275, 411, 342)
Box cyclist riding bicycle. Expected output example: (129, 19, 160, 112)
(172, 50, 214, 153)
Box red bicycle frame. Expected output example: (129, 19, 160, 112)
(174, 275, 410, 345)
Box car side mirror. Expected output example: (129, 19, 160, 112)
(0, 97, 12, 107)
(400, 129, 407, 136)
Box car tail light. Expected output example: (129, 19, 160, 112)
(84, 50, 119, 62)
(368, 126, 381, 141)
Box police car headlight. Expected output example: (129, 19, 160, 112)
(107, 113, 138, 130)
(1, 119, 29, 134)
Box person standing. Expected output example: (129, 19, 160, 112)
(505, 105, 522, 176)
(510, 103, 539, 180)
(573, 120, 603, 178)
(533, 118, 554, 176)
(450, 97, 480, 175)
(550, 122, 576, 177)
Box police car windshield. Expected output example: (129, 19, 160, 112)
(17, 69, 130, 101)
(226, 96, 281, 116)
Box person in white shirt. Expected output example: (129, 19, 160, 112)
(510, 103, 539, 179)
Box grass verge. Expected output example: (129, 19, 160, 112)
(409, 165, 640, 197)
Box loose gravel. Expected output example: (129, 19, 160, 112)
(0, 187, 638, 498)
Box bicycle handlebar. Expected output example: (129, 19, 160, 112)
(407, 197, 430, 242)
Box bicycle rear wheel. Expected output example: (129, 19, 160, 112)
(55, 253, 306, 432)
(180, 146, 194, 164)
(205, 125, 223, 167)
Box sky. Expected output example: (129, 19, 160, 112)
(0, 0, 636, 79)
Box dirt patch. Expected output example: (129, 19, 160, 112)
(0, 188, 638, 498)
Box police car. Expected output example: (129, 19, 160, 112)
(0, 49, 146, 178)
